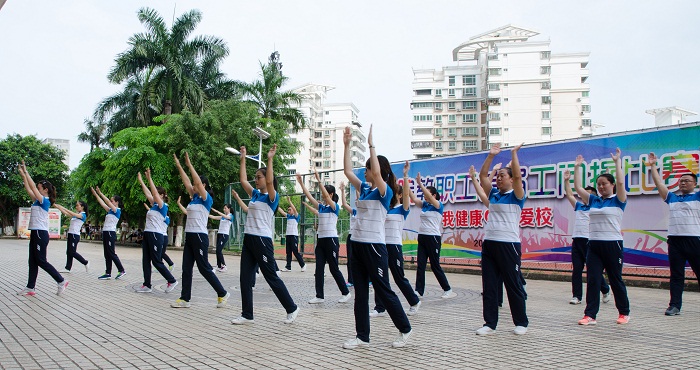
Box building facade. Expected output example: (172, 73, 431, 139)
(42, 138, 70, 168)
(411, 25, 592, 158)
(288, 83, 366, 192)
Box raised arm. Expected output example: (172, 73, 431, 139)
(339, 182, 353, 214)
(343, 126, 362, 189)
(416, 172, 440, 208)
(407, 181, 424, 208)
(174, 153, 194, 197)
(511, 143, 525, 200)
(303, 201, 319, 216)
(95, 186, 117, 212)
(489, 162, 502, 184)
(143, 202, 151, 211)
(646, 152, 669, 200)
(54, 203, 82, 218)
(145, 168, 164, 208)
(287, 196, 298, 216)
(90, 187, 108, 211)
(612, 147, 627, 202)
(469, 165, 490, 205)
(137, 172, 154, 205)
(479, 144, 500, 197)
(315, 170, 336, 211)
(365, 125, 385, 197)
(265, 144, 277, 203)
(573, 155, 591, 204)
(210, 207, 225, 217)
(277, 206, 288, 217)
(562, 170, 577, 207)
(18, 161, 41, 202)
(296, 173, 320, 208)
(176, 196, 188, 215)
(232, 191, 249, 213)
(402, 161, 410, 211)
(238, 146, 254, 197)
(184, 152, 208, 201)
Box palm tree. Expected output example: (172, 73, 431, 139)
(107, 7, 230, 117)
(77, 119, 107, 152)
(237, 52, 306, 131)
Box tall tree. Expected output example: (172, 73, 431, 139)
(237, 52, 306, 131)
(77, 118, 107, 152)
(107, 7, 230, 117)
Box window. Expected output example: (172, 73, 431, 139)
(316, 122, 322, 128)
(323, 160, 331, 168)
(582, 105, 591, 113)
(462, 101, 477, 110)
(581, 62, 588, 68)
(324, 130, 331, 137)
(540, 51, 551, 59)
(314, 132, 322, 138)
(435, 89, 442, 97)
(413, 114, 433, 121)
(488, 112, 500, 121)
(582, 119, 592, 127)
(448, 115, 456, 124)
(448, 142, 457, 150)
(488, 98, 500, 106)
(542, 127, 552, 135)
(541, 81, 551, 90)
(448, 128, 457, 136)
(488, 68, 501, 76)
(435, 142, 443, 150)
(323, 172, 330, 179)
(488, 83, 500, 91)
(323, 150, 331, 158)
(412, 102, 432, 108)
(287, 169, 296, 175)
(463, 140, 478, 150)
(541, 96, 551, 104)
(488, 128, 501, 135)
(314, 142, 322, 148)
(448, 88, 455, 97)
(289, 158, 296, 164)
(448, 76, 455, 86)
(582, 91, 590, 97)
(325, 111, 329, 115)
(434, 102, 443, 110)
(463, 87, 476, 96)
(315, 161, 322, 168)
(462, 127, 478, 136)
(462, 114, 477, 123)
(415, 89, 431, 96)
(462, 75, 476, 85)
(314, 152, 322, 158)
(434, 128, 443, 137)
(436, 115, 443, 123)
(540, 66, 551, 75)
(448, 102, 456, 110)
(323, 140, 330, 147)
(487, 54, 498, 60)
(542, 111, 551, 119)
(581, 76, 588, 83)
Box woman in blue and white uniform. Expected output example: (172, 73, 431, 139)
(136, 169, 178, 294)
(476, 143, 528, 336)
(17, 161, 68, 296)
(574, 148, 630, 325)
(339, 182, 357, 287)
(170, 152, 229, 308)
(277, 196, 306, 272)
(54, 201, 90, 273)
(230, 144, 299, 325)
(297, 171, 351, 304)
(91, 186, 126, 280)
(342, 125, 412, 349)
(209, 204, 234, 272)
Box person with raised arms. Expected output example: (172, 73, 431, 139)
(17, 161, 68, 296)
(54, 200, 90, 274)
(277, 196, 306, 272)
(91, 186, 126, 280)
(208, 205, 234, 273)
(342, 125, 412, 349)
(170, 153, 229, 309)
(230, 144, 299, 325)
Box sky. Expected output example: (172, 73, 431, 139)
(1, 1, 699, 170)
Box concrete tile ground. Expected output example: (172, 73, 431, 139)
(0, 238, 698, 369)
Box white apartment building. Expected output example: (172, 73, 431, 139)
(289, 83, 366, 192)
(411, 25, 592, 158)
(42, 138, 70, 168)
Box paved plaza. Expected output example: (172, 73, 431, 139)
(0, 238, 698, 369)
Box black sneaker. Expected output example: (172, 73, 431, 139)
(665, 306, 680, 316)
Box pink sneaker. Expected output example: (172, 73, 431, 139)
(18, 288, 36, 296)
(578, 316, 597, 325)
(57, 281, 69, 295)
(616, 315, 630, 324)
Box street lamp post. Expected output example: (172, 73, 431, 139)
(224, 126, 271, 168)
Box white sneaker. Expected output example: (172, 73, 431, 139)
(476, 326, 496, 335)
(308, 297, 325, 304)
(231, 316, 255, 325)
(281, 267, 291, 272)
(135, 285, 152, 293)
(602, 292, 611, 303)
(17, 287, 36, 296)
(301, 265, 306, 272)
(59, 269, 70, 274)
(338, 293, 352, 303)
(342, 337, 369, 349)
(164, 281, 178, 293)
(369, 309, 386, 318)
(391, 329, 413, 348)
(284, 307, 300, 324)
(84, 261, 90, 273)
(570, 297, 582, 305)
(217, 292, 231, 308)
(414, 290, 423, 300)
(276, 270, 282, 277)
(408, 301, 421, 316)
(56, 281, 69, 295)
(513, 326, 528, 335)
(171, 299, 191, 308)
(168, 263, 175, 272)
(441, 290, 457, 299)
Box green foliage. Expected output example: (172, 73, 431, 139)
(0, 134, 68, 228)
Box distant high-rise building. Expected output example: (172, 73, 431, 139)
(42, 138, 70, 168)
(289, 83, 366, 192)
(411, 25, 592, 158)
(645, 106, 697, 127)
